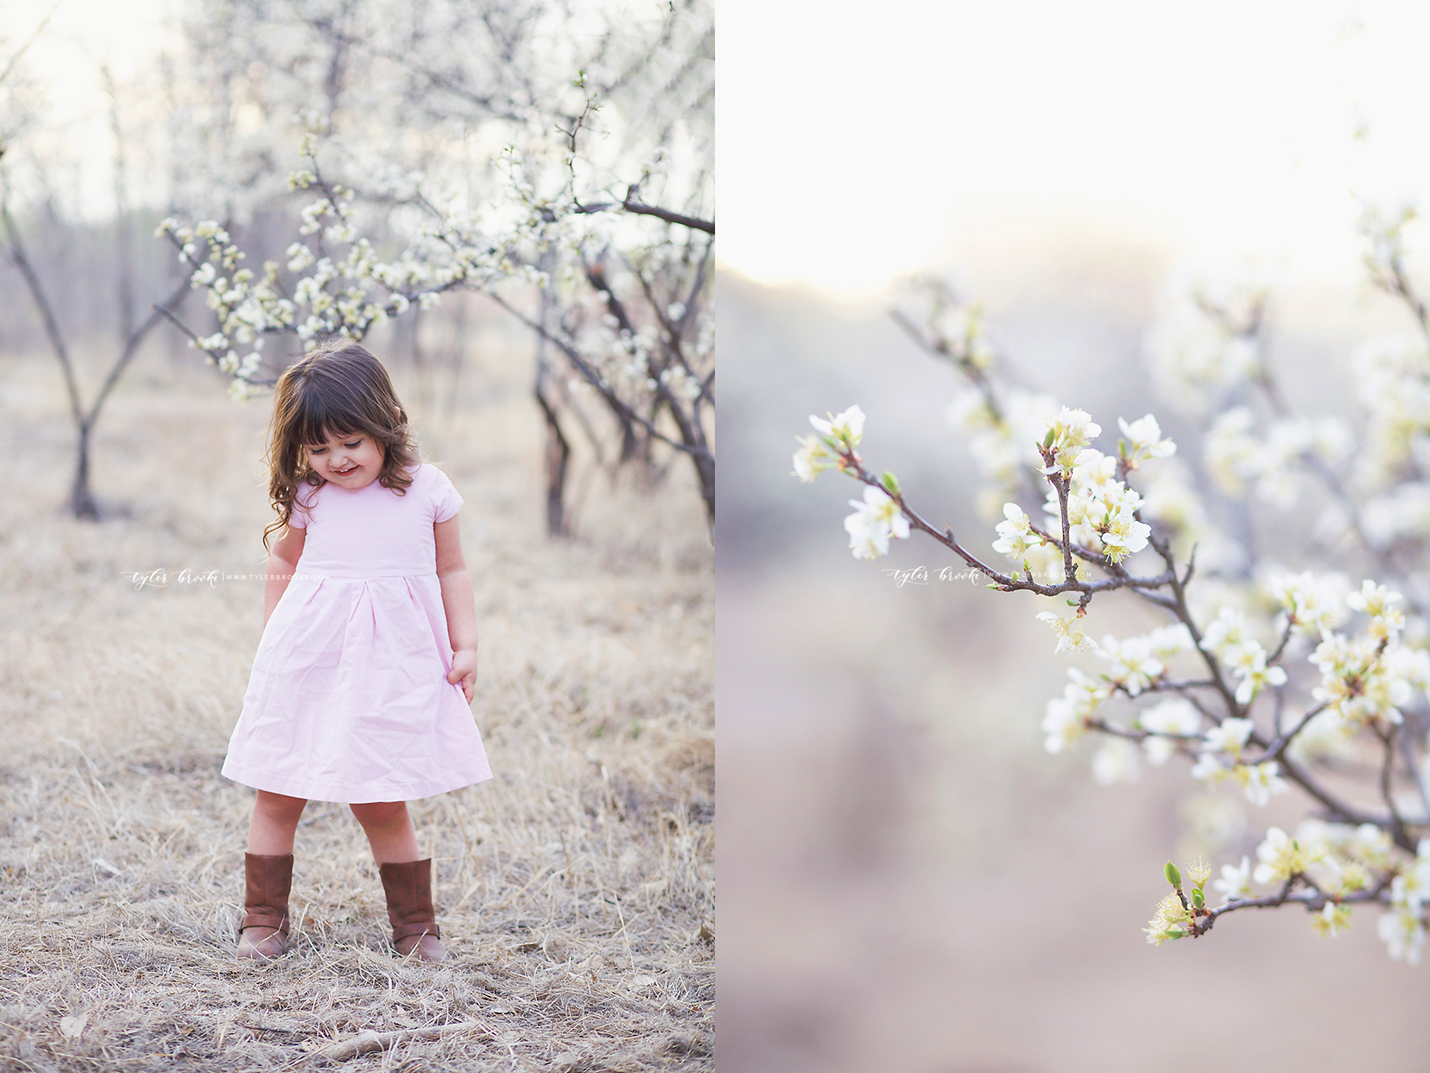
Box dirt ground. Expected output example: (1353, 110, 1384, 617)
(0, 343, 714, 1072)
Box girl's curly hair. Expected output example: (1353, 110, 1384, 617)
(262, 340, 419, 552)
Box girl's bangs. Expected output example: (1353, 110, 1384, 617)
(291, 388, 365, 446)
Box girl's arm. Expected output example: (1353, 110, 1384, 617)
(435, 516, 479, 703)
(264, 526, 307, 627)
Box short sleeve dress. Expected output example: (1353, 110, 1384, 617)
(221, 463, 493, 803)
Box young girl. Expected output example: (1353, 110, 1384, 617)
(222, 340, 492, 963)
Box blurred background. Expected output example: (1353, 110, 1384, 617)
(719, 2, 1430, 1070)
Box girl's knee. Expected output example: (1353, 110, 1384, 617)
(255, 790, 307, 820)
(350, 800, 407, 827)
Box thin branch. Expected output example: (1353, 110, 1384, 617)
(1149, 532, 1242, 721)
(1401, 719, 1430, 824)
(1253, 702, 1329, 766)
(1196, 868, 1396, 935)
(837, 451, 1172, 604)
(87, 279, 191, 424)
(2, 197, 84, 431)
(573, 197, 713, 234)
(484, 291, 711, 462)
(1277, 751, 1399, 835)
(1379, 723, 1410, 849)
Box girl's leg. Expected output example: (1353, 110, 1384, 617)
(352, 801, 444, 963)
(239, 791, 307, 960)
(247, 790, 308, 854)
(349, 800, 419, 863)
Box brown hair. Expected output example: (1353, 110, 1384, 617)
(262, 340, 420, 552)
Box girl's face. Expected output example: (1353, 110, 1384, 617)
(305, 429, 385, 489)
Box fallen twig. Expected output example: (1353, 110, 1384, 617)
(318, 1019, 489, 1061)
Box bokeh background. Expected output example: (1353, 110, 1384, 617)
(719, 2, 1430, 1070)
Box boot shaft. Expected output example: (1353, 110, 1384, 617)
(242, 852, 294, 935)
(378, 858, 441, 941)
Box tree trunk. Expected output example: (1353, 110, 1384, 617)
(70, 424, 99, 521)
(535, 387, 570, 537)
(693, 448, 714, 532)
(618, 415, 641, 462)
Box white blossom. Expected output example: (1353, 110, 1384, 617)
(1092, 737, 1140, 785)
(792, 435, 836, 483)
(1253, 826, 1320, 885)
(1137, 697, 1200, 765)
(1223, 641, 1287, 704)
(1041, 668, 1109, 754)
(1346, 579, 1406, 641)
(1199, 607, 1250, 657)
(1117, 413, 1176, 468)
(843, 486, 909, 560)
(1379, 904, 1426, 964)
(1234, 761, 1288, 807)
(1265, 569, 1347, 639)
(1205, 407, 1261, 497)
(991, 503, 1037, 560)
(811, 405, 866, 448)
(1212, 856, 1254, 903)
(1097, 634, 1163, 696)
(1146, 623, 1195, 661)
(1042, 408, 1101, 478)
(1035, 611, 1098, 655)
(1202, 717, 1254, 760)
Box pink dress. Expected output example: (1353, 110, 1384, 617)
(222, 463, 493, 803)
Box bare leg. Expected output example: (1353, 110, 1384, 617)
(349, 800, 420, 864)
(247, 790, 308, 854)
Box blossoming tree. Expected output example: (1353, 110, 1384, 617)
(795, 211, 1430, 962)
(157, 0, 713, 533)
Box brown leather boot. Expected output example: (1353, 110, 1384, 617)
(237, 852, 293, 960)
(378, 858, 446, 963)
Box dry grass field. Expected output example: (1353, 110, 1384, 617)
(0, 338, 713, 1072)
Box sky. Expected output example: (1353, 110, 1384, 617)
(8, 0, 1430, 297)
(1, 0, 171, 92)
(719, 0, 1430, 296)
(1, 0, 176, 218)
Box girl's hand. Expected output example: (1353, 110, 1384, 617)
(448, 647, 479, 703)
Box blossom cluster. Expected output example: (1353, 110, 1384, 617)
(799, 233, 1430, 960)
(1200, 821, 1426, 954)
(1038, 414, 1162, 565)
(160, 127, 714, 486)
(1204, 407, 1350, 508)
